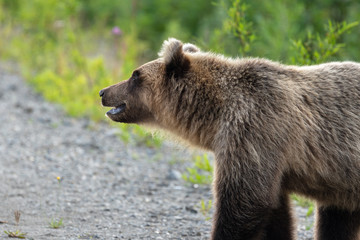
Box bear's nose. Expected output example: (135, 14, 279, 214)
(99, 89, 105, 97)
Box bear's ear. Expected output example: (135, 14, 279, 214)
(183, 43, 200, 53)
(159, 38, 190, 79)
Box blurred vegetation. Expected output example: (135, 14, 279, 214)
(0, 0, 359, 147)
(1, 0, 358, 222)
(182, 154, 213, 185)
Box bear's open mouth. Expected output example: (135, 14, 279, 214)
(107, 103, 126, 116)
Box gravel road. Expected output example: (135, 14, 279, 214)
(0, 66, 314, 239)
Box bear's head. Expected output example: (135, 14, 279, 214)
(100, 38, 219, 149)
(100, 38, 200, 124)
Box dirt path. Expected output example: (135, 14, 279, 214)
(0, 66, 313, 239)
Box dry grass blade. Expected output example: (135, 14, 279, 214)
(14, 210, 21, 225)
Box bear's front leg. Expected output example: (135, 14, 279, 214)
(210, 152, 292, 240)
(211, 184, 269, 239)
(315, 205, 360, 240)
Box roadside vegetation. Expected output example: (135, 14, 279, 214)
(0, 0, 359, 224)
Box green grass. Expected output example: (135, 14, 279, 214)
(0, 2, 162, 149)
(291, 194, 315, 219)
(3, 210, 27, 238)
(199, 199, 213, 221)
(49, 218, 64, 229)
(182, 154, 213, 185)
(4, 230, 27, 239)
(291, 194, 314, 209)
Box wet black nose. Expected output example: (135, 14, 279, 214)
(99, 89, 105, 97)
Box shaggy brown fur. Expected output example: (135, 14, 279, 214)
(100, 38, 360, 240)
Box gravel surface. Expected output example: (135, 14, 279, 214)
(0, 66, 314, 239)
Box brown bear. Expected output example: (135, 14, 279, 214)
(100, 38, 360, 240)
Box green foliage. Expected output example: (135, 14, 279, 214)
(117, 124, 162, 148)
(291, 194, 315, 218)
(135, 0, 216, 54)
(3, 210, 26, 238)
(0, 0, 161, 148)
(291, 194, 315, 230)
(290, 21, 359, 65)
(224, 0, 255, 56)
(199, 199, 213, 221)
(182, 154, 213, 185)
(0, 0, 359, 150)
(306, 205, 315, 217)
(292, 194, 315, 230)
(30, 55, 112, 121)
(209, 0, 360, 61)
(244, 0, 306, 60)
(4, 230, 27, 239)
(132, 125, 162, 148)
(49, 218, 64, 229)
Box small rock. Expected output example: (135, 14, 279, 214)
(185, 206, 198, 214)
(166, 169, 182, 180)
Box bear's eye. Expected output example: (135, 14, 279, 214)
(128, 70, 142, 92)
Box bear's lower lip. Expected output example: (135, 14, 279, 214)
(107, 103, 126, 115)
